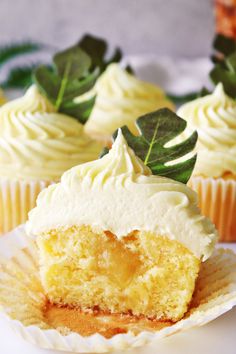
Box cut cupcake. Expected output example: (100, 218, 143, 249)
(177, 83, 236, 241)
(0, 85, 102, 234)
(27, 128, 217, 322)
(84, 64, 174, 143)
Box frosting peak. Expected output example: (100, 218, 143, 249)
(27, 132, 217, 261)
(84, 64, 174, 142)
(177, 84, 236, 177)
(0, 85, 102, 180)
(70, 129, 151, 184)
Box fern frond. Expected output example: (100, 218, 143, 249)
(2, 65, 37, 89)
(0, 42, 42, 67)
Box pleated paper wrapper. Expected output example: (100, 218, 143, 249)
(0, 225, 236, 353)
(189, 176, 236, 242)
(0, 178, 53, 235)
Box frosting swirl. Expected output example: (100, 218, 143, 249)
(27, 130, 217, 260)
(0, 85, 102, 180)
(177, 84, 236, 177)
(84, 64, 174, 141)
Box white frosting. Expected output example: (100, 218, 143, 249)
(27, 130, 217, 260)
(84, 64, 174, 142)
(0, 85, 102, 180)
(177, 84, 236, 177)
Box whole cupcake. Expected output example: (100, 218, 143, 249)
(84, 64, 174, 143)
(0, 85, 102, 234)
(177, 83, 236, 241)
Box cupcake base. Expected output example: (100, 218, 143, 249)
(0, 178, 53, 235)
(189, 176, 236, 242)
(0, 225, 236, 353)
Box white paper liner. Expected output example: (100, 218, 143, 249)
(0, 178, 53, 235)
(0, 225, 236, 353)
(189, 176, 236, 242)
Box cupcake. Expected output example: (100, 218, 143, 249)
(27, 130, 217, 323)
(177, 83, 236, 241)
(0, 85, 102, 234)
(84, 64, 174, 144)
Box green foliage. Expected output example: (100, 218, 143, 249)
(0, 34, 126, 99)
(34, 44, 99, 124)
(0, 42, 42, 89)
(0, 42, 42, 67)
(212, 34, 236, 63)
(167, 92, 199, 105)
(2, 65, 37, 88)
(78, 34, 122, 72)
(210, 34, 236, 98)
(104, 108, 198, 184)
(210, 52, 236, 98)
(33, 34, 126, 123)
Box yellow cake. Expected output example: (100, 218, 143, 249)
(26, 131, 217, 322)
(84, 64, 174, 143)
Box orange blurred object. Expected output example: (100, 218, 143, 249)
(215, 0, 236, 39)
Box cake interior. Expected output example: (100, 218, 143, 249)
(38, 225, 200, 322)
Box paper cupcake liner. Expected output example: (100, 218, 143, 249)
(189, 176, 236, 242)
(0, 226, 236, 353)
(0, 178, 53, 235)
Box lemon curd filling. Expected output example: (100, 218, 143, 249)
(38, 225, 200, 321)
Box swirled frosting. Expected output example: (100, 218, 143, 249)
(84, 64, 174, 142)
(27, 130, 217, 260)
(177, 84, 236, 177)
(0, 85, 102, 181)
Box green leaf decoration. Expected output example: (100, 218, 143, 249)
(100, 146, 110, 158)
(2, 65, 37, 89)
(210, 52, 236, 98)
(0, 42, 42, 67)
(105, 108, 198, 184)
(212, 34, 236, 63)
(208, 34, 236, 98)
(78, 34, 122, 72)
(167, 92, 199, 105)
(34, 44, 99, 124)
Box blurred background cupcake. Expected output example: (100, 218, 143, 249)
(84, 64, 174, 144)
(0, 85, 102, 234)
(177, 83, 236, 242)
